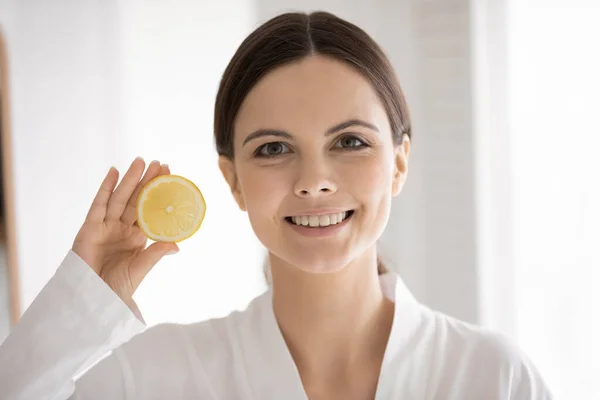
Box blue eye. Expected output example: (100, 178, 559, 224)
(256, 142, 290, 157)
(334, 135, 367, 149)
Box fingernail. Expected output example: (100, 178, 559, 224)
(165, 249, 179, 256)
(161, 163, 169, 168)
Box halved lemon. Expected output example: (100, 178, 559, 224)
(136, 175, 206, 243)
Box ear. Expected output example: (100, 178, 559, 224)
(392, 134, 410, 197)
(218, 156, 247, 211)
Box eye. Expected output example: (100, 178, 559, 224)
(256, 142, 290, 157)
(334, 135, 367, 149)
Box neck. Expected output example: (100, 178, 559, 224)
(269, 247, 395, 382)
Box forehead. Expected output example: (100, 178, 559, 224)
(234, 55, 389, 137)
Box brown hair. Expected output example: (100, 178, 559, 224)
(214, 11, 412, 275)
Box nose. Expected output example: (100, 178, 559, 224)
(293, 158, 337, 198)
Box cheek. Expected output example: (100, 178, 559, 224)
(238, 165, 289, 218)
(342, 152, 394, 201)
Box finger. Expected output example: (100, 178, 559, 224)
(106, 157, 146, 221)
(129, 242, 179, 292)
(85, 167, 119, 223)
(159, 163, 170, 176)
(121, 160, 162, 225)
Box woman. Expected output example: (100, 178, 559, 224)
(0, 11, 551, 399)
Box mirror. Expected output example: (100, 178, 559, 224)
(0, 28, 19, 341)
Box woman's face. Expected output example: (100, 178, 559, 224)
(219, 55, 410, 273)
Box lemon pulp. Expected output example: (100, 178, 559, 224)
(136, 175, 206, 243)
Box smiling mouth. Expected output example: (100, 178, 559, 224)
(284, 210, 354, 228)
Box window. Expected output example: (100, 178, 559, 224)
(508, 1, 600, 398)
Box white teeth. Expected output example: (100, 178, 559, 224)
(291, 211, 351, 227)
(319, 215, 330, 226)
(292, 216, 308, 226)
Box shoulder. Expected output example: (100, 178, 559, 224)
(113, 293, 267, 381)
(96, 299, 262, 398)
(429, 311, 519, 362)
(119, 305, 255, 366)
(422, 309, 553, 399)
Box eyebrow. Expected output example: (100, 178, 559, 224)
(242, 119, 379, 146)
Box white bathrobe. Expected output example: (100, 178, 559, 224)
(0, 251, 552, 399)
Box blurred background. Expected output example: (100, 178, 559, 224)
(0, 0, 598, 398)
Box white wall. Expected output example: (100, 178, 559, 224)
(471, 0, 515, 337)
(0, 0, 124, 311)
(407, 0, 480, 324)
(116, 1, 266, 325)
(0, 0, 265, 326)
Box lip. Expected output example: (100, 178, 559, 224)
(284, 210, 354, 238)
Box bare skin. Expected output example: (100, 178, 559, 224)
(272, 247, 396, 399)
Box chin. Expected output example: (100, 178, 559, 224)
(279, 249, 354, 275)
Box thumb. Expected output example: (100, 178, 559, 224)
(130, 242, 179, 288)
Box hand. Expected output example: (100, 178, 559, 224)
(72, 158, 179, 304)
